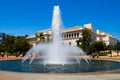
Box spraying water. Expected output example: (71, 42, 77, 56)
(22, 6, 89, 65)
(52, 6, 62, 44)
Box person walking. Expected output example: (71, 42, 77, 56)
(96, 52, 100, 59)
(91, 52, 95, 59)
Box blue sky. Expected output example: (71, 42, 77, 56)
(0, 0, 120, 39)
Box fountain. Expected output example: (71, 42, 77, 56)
(0, 5, 120, 73)
(22, 5, 89, 65)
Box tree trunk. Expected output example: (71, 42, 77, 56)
(117, 50, 119, 56)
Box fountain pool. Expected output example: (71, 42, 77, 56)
(0, 59, 120, 73)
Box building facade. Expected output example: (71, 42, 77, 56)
(96, 30, 117, 46)
(26, 23, 117, 46)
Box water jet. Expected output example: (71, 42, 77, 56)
(22, 5, 89, 65)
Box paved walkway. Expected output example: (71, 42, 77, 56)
(0, 71, 120, 80)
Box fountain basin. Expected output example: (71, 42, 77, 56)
(0, 59, 120, 73)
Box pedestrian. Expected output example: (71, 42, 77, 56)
(4, 51, 8, 58)
(1, 52, 4, 58)
(91, 52, 95, 59)
(96, 52, 99, 59)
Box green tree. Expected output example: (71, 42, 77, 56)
(76, 28, 93, 52)
(1, 35, 16, 54)
(91, 41, 106, 52)
(14, 36, 31, 56)
(88, 44, 96, 54)
(106, 45, 113, 57)
(82, 28, 93, 46)
(106, 45, 113, 50)
(0, 35, 31, 56)
(113, 41, 120, 56)
(0, 44, 5, 52)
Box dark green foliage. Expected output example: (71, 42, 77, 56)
(0, 35, 31, 56)
(91, 41, 106, 52)
(106, 45, 114, 50)
(14, 36, 31, 53)
(81, 28, 93, 46)
(76, 28, 108, 54)
(99, 52, 111, 56)
(113, 41, 120, 56)
(1, 35, 16, 53)
(76, 28, 93, 52)
(113, 41, 120, 50)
